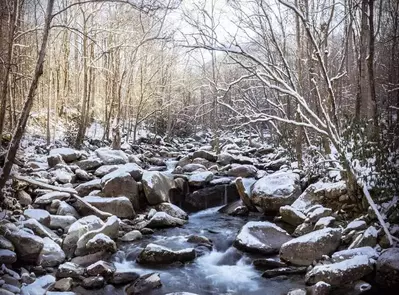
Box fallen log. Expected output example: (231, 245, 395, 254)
(13, 174, 77, 194)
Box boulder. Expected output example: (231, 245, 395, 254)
(109, 270, 140, 285)
(181, 163, 206, 173)
(217, 153, 234, 165)
(62, 215, 104, 258)
(56, 262, 85, 278)
(85, 233, 117, 254)
(87, 260, 116, 276)
(279, 205, 306, 226)
(0, 249, 17, 264)
(96, 148, 128, 165)
(280, 228, 342, 266)
(48, 154, 65, 168)
(37, 237, 65, 267)
(376, 248, 399, 289)
(147, 212, 186, 228)
(0, 236, 14, 251)
(262, 266, 307, 278)
(75, 158, 102, 171)
(52, 168, 74, 184)
(226, 164, 257, 178)
(121, 230, 143, 242)
(234, 221, 292, 254)
(142, 171, 174, 205)
(24, 209, 50, 226)
(332, 246, 379, 262)
(81, 276, 105, 289)
(94, 165, 119, 177)
(188, 171, 214, 187)
(20, 274, 55, 295)
(17, 190, 32, 206)
(192, 150, 217, 162)
(349, 226, 378, 249)
(307, 206, 332, 223)
(314, 216, 335, 230)
(82, 196, 135, 219)
(305, 255, 374, 286)
(251, 171, 301, 212)
(56, 201, 80, 219)
(101, 170, 139, 208)
(53, 277, 73, 291)
(34, 191, 70, 205)
(49, 215, 77, 232)
(137, 243, 195, 265)
(155, 203, 188, 220)
(75, 179, 102, 196)
(125, 273, 162, 294)
(75, 169, 91, 181)
(0, 223, 44, 264)
(74, 216, 119, 256)
(343, 220, 368, 234)
(23, 218, 61, 242)
(49, 148, 80, 163)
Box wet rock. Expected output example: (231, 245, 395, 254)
(121, 230, 142, 242)
(125, 272, 162, 295)
(81, 276, 105, 289)
(155, 202, 188, 220)
(0, 249, 17, 264)
(24, 209, 51, 226)
(87, 261, 115, 277)
(226, 164, 257, 178)
(187, 235, 212, 246)
(279, 205, 306, 226)
(34, 191, 70, 205)
(75, 158, 102, 171)
(349, 226, 378, 249)
(280, 228, 342, 266)
(137, 243, 196, 265)
(0, 222, 44, 264)
(96, 148, 128, 165)
(147, 212, 186, 228)
(305, 255, 374, 286)
(62, 215, 104, 258)
(75, 216, 119, 256)
(17, 190, 32, 206)
(253, 258, 287, 269)
(188, 171, 214, 187)
(234, 221, 292, 255)
(54, 277, 73, 291)
(108, 270, 140, 285)
(56, 262, 85, 279)
(49, 148, 80, 163)
(142, 171, 174, 205)
(375, 247, 399, 289)
(332, 246, 379, 262)
(262, 266, 307, 278)
(82, 196, 135, 219)
(251, 171, 301, 212)
(38, 237, 65, 267)
(75, 179, 102, 196)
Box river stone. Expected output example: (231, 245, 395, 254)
(47, 292, 77, 295)
(2, 284, 21, 294)
(75, 168, 91, 181)
(343, 220, 368, 234)
(82, 196, 135, 219)
(121, 230, 142, 242)
(75, 158, 103, 171)
(84, 233, 117, 254)
(280, 227, 342, 266)
(0, 222, 44, 264)
(56, 262, 85, 279)
(0, 249, 17, 264)
(305, 255, 374, 286)
(192, 150, 217, 162)
(251, 171, 301, 212)
(287, 289, 306, 295)
(234, 221, 292, 254)
(23, 218, 61, 243)
(50, 148, 80, 163)
(75, 178, 102, 196)
(376, 247, 399, 289)
(227, 164, 257, 178)
(142, 171, 174, 205)
(125, 273, 162, 294)
(49, 215, 77, 232)
(17, 190, 32, 206)
(279, 205, 306, 226)
(155, 202, 188, 220)
(57, 201, 79, 218)
(188, 171, 214, 187)
(349, 226, 378, 249)
(109, 270, 140, 285)
(34, 191, 71, 205)
(71, 250, 111, 267)
(62, 215, 104, 258)
(146, 212, 186, 228)
(253, 258, 287, 269)
(217, 152, 234, 165)
(306, 281, 331, 295)
(94, 165, 119, 177)
(52, 168, 74, 184)
(101, 170, 139, 206)
(332, 246, 379, 262)
(20, 274, 55, 295)
(86, 260, 116, 276)
(314, 216, 335, 230)
(96, 148, 128, 165)
(0, 236, 14, 251)
(307, 206, 333, 223)
(24, 209, 51, 226)
(81, 276, 105, 289)
(262, 266, 307, 278)
(48, 154, 65, 168)
(75, 216, 119, 256)
(181, 163, 206, 173)
(137, 243, 195, 265)
(53, 277, 73, 291)
(37, 237, 66, 267)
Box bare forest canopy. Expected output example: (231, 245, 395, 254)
(0, 0, 398, 198)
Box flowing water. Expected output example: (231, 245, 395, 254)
(106, 206, 305, 295)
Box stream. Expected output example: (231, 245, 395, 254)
(76, 206, 305, 295)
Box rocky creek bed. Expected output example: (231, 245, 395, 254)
(0, 133, 398, 295)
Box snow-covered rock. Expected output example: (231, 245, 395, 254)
(344, 220, 368, 234)
(81, 196, 135, 219)
(314, 216, 335, 230)
(137, 243, 195, 265)
(24, 208, 50, 226)
(34, 191, 70, 205)
(376, 248, 399, 289)
(234, 221, 292, 254)
(155, 202, 188, 220)
(100, 171, 139, 208)
(226, 164, 258, 178)
(49, 215, 77, 232)
(49, 148, 80, 163)
(188, 171, 214, 187)
(251, 171, 301, 211)
(95, 147, 128, 165)
(349, 226, 378, 249)
(147, 212, 186, 228)
(75, 178, 102, 196)
(305, 255, 374, 286)
(37, 237, 65, 267)
(279, 205, 306, 226)
(280, 228, 342, 266)
(142, 171, 174, 205)
(307, 206, 332, 223)
(332, 246, 379, 262)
